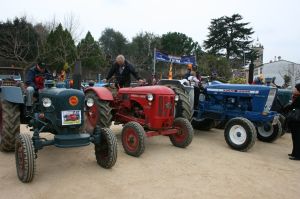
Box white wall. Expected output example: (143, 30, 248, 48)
(254, 60, 300, 88)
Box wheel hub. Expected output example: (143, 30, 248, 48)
(123, 128, 139, 152)
(229, 125, 247, 145)
(128, 136, 136, 145)
(257, 123, 273, 137)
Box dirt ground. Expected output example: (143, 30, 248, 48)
(0, 124, 299, 199)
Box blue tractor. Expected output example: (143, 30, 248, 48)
(192, 82, 282, 151)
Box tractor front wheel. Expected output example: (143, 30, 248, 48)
(95, 128, 117, 169)
(0, 100, 20, 152)
(121, 122, 145, 157)
(85, 91, 112, 130)
(169, 117, 194, 148)
(15, 134, 35, 183)
(256, 121, 282, 142)
(224, 117, 256, 152)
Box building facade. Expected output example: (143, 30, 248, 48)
(254, 59, 300, 88)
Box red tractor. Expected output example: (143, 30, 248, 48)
(84, 85, 193, 157)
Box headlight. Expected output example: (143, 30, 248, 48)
(175, 95, 179, 101)
(86, 98, 94, 107)
(147, 94, 154, 101)
(42, 98, 52, 108)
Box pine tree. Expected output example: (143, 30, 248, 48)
(204, 14, 254, 62)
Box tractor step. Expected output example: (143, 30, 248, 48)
(54, 134, 90, 148)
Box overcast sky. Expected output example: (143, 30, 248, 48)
(1, 0, 299, 63)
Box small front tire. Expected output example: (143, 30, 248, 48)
(121, 122, 145, 157)
(256, 121, 282, 143)
(224, 117, 256, 152)
(95, 128, 117, 169)
(15, 134, 35, 183)
(170, 117, 194, 148)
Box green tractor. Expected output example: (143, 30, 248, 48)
(0, 79, 117, 183)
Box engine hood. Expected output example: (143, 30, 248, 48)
(207, 83, 272, 95)
(119, 86, 174, 95)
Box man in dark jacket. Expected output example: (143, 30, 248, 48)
(26, 62, 53, 90)
(103, 55, 143, 88)
(25, 62, 52, 106)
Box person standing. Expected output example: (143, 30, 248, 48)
(285, 83, 300, 160)
(103, 55, 143, 88)
(188, 71, 201, 109)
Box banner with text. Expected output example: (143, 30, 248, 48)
(155, 51, 196, 66)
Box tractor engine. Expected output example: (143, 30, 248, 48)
(36, 86, 85, 134)
(116, 86, 177, 130)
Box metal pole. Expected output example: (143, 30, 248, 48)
(153, 48, 156, 74)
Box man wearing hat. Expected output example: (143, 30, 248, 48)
(25, 62, 53, 106)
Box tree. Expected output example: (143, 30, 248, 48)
(99, 28, 128, 60)
(77, 31, 107, 70)
(161, 32, 201, 56)
(127, 32, 161, 71)
(198, 54, 232, 81)
(204, 14, 254, 62)
(283, 74, 291, 88)
(0, 17, 40, 67)
(45, 23, 77, 70)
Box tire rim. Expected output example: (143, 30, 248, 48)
(229, 125, 247, 145)
(16, 141, 25, 178)
(122, 128, 139, 152)
(87, 104, 98, 128)
(257, 123, 273, 137)
(173, 123, 187, 143)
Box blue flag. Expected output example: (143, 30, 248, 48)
(155, 51, 196, 66)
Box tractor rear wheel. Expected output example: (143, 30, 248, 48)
(169, 117, 194, 148)
(191, 118, 215, 131)
(224, 117, 256, 152)
(164, 85, 192, 120)
(15, 133, 35, 183)
(0, 99, 20, 152)
(256, 121, 282, 142)
(121, 122, 145, 157)
(85, 91, 112, 130)
(95, 128, 117, 168)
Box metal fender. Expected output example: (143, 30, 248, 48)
(84, 87, 113, 101)
(0, 87, 24, 103)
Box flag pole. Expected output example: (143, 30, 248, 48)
(153, 48, 156, 74)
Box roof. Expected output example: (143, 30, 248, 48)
(254, 59, 300, 69)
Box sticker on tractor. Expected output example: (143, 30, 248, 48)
(61, 110, 81, 125)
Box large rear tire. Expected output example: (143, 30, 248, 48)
(15, 134, 35, 183)
(0, 100, 20, 152)
(85, 91, 112, 130)
(256, 121, 282, 142)
(224, 117, 256, 152)
(164, 85, 192, 120)
(169, 118, 194, 148)
(95, 128, 117, 169)
(191, 118, 215, 131)
(121, 122, 145, 157)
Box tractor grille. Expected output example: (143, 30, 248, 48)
(157, 96, 174, 117)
